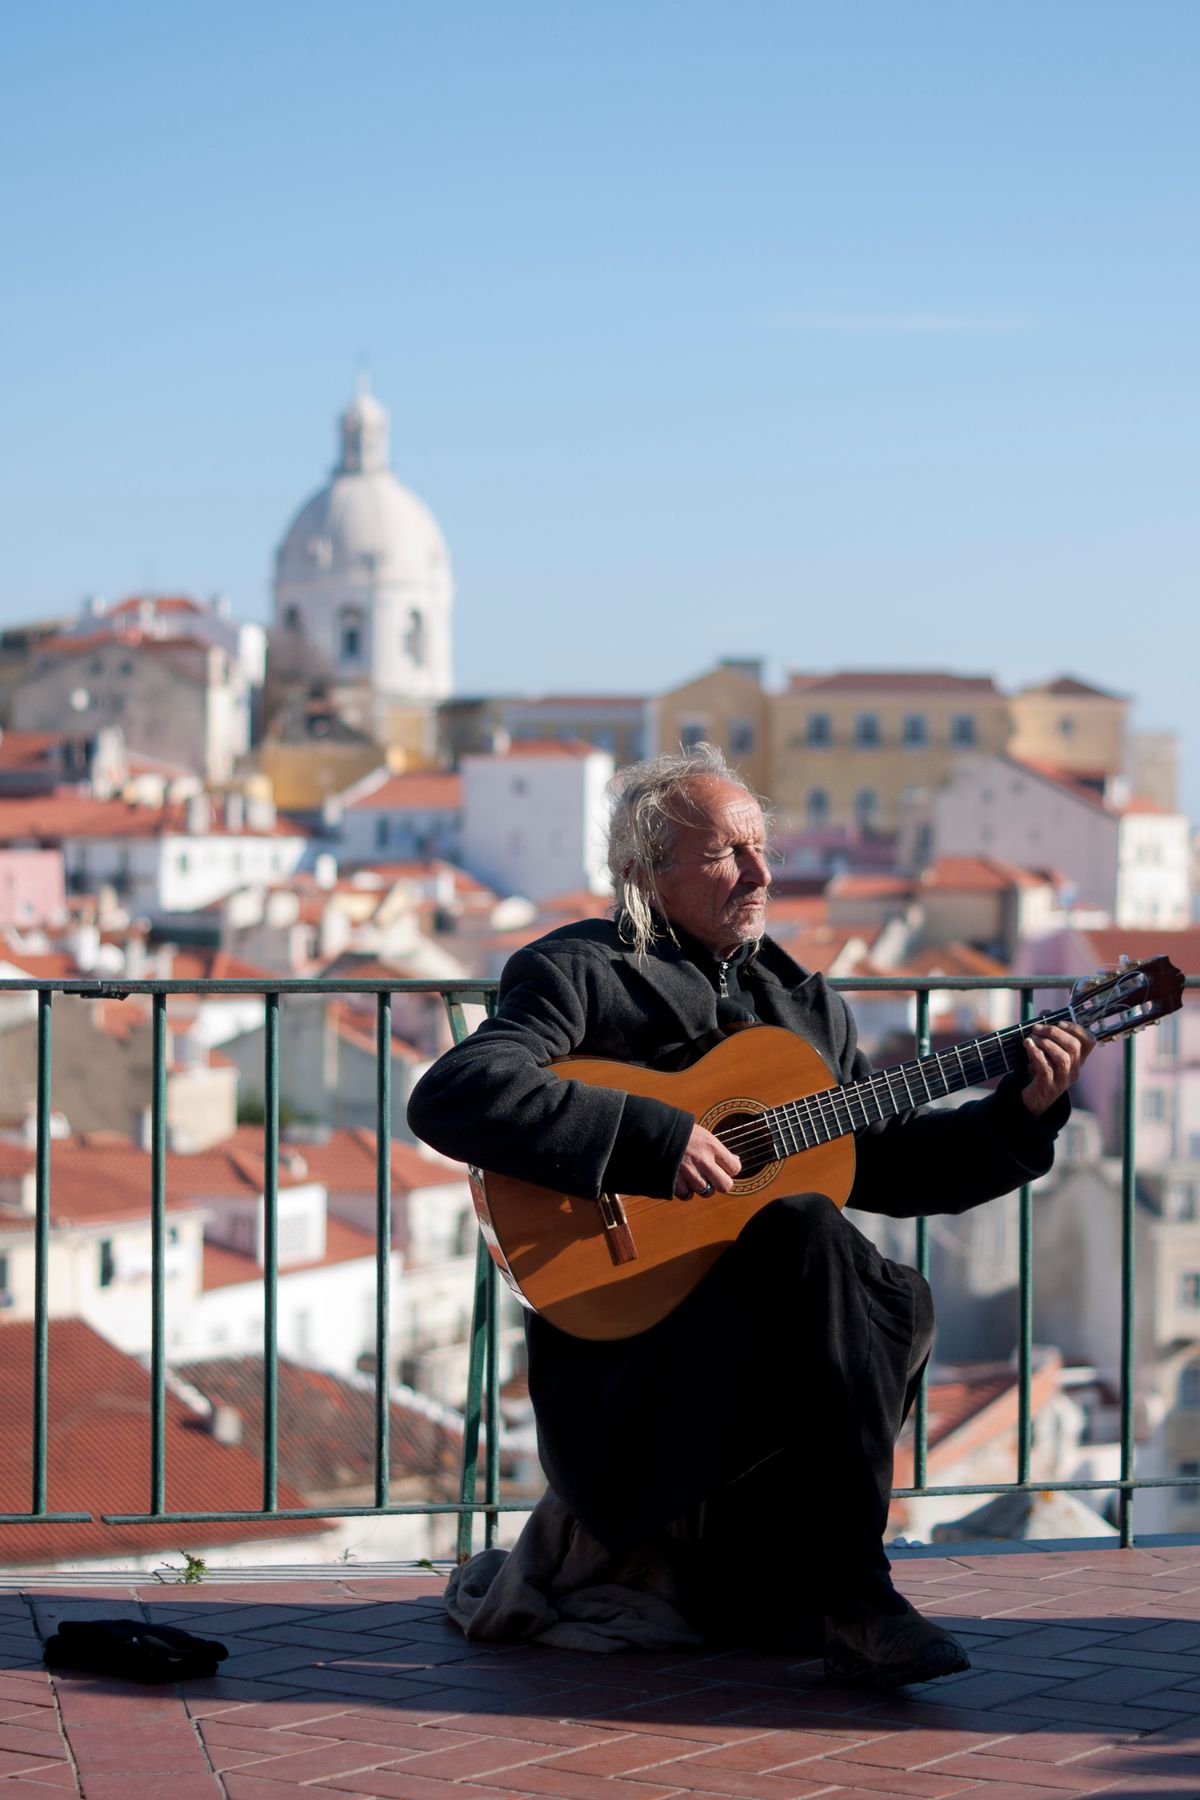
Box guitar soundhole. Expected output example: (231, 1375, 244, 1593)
(714, 1111, 775, 1179)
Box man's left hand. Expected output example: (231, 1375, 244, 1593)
(1022, 1022, 1094, 1115)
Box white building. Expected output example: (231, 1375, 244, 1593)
(932, 755, 1191, 928)
(0, 791, 307, 927)
(13, 595, 264, 784)
(274, 384, 453, 750)
(329, 767, 463, 864)
(460, 741, 614, 903)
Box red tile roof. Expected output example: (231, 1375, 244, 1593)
(0, 1132, 317, 1230)
(346, 773, 461, 812)
(0, 793, 302, 842)
(920, 855, 1050, 893)
(1006, 756, 1112, 812)
(1076, 927, 1200, 983)
(201, 1214, 381, 1290)
(0, 730, 69, 773)
(38, 627, 217, 658)
(894, 1355, 1063, 1494)
(828, 874, 916, 901)
(177, 1355, 468, 1495)
(0, 1317, 320, 1563)
(787, 671, 999, 696)
(108, 594, 204, 617)
(0, 947, 79, 980)
(769, 923, 866, 973)
(330, 1000, 423, 1060)
(285, 1128, 465, 1195)
(498, 738, 599, 759)
(1024, 674, 1123, 700)
(892, 943, 1011, 979)
(164, 948, 281, 985)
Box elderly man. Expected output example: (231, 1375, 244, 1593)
(408, 745, 1090, 1684)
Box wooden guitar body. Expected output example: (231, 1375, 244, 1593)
(469, 1025, 854, 1341)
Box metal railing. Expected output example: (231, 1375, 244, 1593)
(0, 971, 1196, 1565)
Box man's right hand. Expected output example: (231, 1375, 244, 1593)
(674, 1124, 741, 1199)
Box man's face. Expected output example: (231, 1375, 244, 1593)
(653, 778, 771, 959)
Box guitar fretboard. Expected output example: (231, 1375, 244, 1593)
(763, 1005, 1071, 1157)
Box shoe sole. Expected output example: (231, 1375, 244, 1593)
(823, 1642, 971, 1689)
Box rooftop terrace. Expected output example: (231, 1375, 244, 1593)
(3, 1547, 1200, 1798)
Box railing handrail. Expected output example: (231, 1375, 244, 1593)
(1, 965, 1197, 1563)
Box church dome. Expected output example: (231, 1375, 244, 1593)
(275, 384, 450, 587)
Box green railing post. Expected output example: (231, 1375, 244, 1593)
(32, 991, 52, 1516)
(1016, 990, 1035, 1487)
(375, 991, 392, 1511)
(1120, 1032, 1137, 1547)
(913, 990, 930, 1492)
(262, 991, 280, 1514)
(442, 991, 492, 1561)
(150, 992, 168, 1515)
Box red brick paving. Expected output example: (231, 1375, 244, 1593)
(0, 1548, 1194, 1795)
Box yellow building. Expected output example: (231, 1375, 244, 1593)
(650, 659, 771, 794)
(770, 672, 1012, 835)
(1008, 676, 1128, 783)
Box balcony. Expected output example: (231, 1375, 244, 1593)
(0, 970, 1197, 1796)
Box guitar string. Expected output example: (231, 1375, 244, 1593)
(711, 1005, 1078, 1159)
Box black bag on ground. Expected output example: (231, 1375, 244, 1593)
(42, 1617, 229, 1683)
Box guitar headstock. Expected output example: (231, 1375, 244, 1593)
(1070, 955, 1186, 1041)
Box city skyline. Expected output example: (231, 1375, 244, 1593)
(2, 3, 1196, 809)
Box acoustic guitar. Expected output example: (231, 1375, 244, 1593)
(468, 956, 1184, 1341)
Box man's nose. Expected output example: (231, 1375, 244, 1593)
(739, 852, 770, 887)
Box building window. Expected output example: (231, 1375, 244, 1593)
(728, 717, 755, 756)
(950, 714, 976, 746)
(405, 609, 426, 667)
(1180, 1361, 1200, 1408)
(806, 713, 831, 747)
(854, 713, 880, 747)
(283, 605, 302, 633)
(1143, 1088, 1167, 1123)
(1171, 1182, 1199, 1222)
(98, 1240, 116, 1289)
(1180, 1272, 1200, 1310)
(375, 817, 389, 851)
(0, 1252, 9, 1299)
(678, 720, 706, 750)
(854, 788, 879, 832)
(1058, 715, 1076, 739)
(807, 788, 829, 829)
(902, 714, 927, 747)
(1178, 1461, 1200, 1505)
(338, 606, 365, 665)
(1158, 1014, 1181, 1060)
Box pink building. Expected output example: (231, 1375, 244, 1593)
(1019, 925, 1200, 1156)
(0, 848, 65, 928)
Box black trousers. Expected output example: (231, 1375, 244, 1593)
(527, 1194, 933, 1613)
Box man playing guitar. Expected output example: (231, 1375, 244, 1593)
(408, 744, 1092, 1686)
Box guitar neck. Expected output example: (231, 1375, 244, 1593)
(765, 1005, 1073, 1155)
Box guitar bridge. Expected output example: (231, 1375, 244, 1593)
(597, 1192, 638, 1266)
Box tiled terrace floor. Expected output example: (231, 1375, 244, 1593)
(0, 1546, 1198, 1799)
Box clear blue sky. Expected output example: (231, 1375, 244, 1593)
(3, 3, 1197, 812)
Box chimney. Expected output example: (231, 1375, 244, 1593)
(210, 1406, 241, 1447)
(225, 792, 245, 833)
(186, 793, 211, 835)
(314, 852, 337, 890)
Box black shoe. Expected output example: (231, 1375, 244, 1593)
(823, 1596, 970, 1688)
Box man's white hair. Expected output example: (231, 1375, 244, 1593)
(606, 742, 768, 956)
